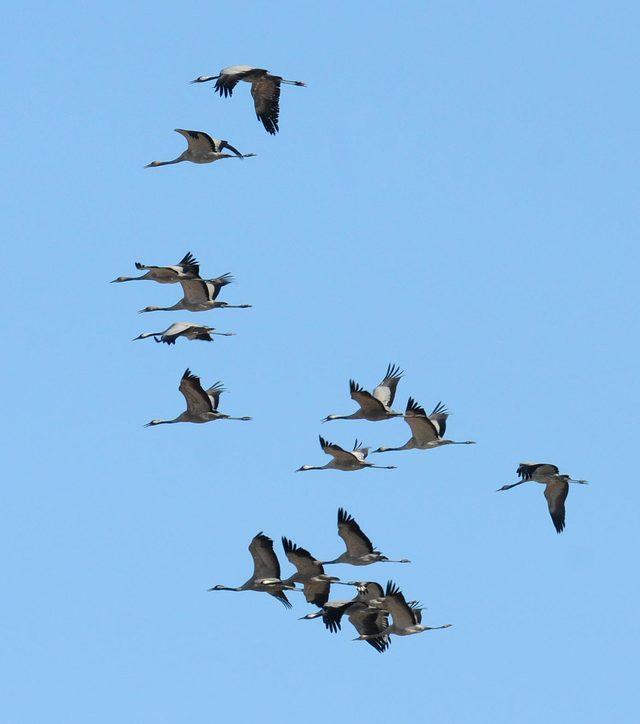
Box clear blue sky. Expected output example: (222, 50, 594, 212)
(2, 1, 639, 722)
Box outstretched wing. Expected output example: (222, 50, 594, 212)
(348, 607, 390, 653)
(175, 129, 217, 155)
(180, 279, 212, 304)
(518, 462, 560, 481)
(544, 479, 569, 533)
(251, 76, 281, 135)
(337, 508, 375, 557)
(205, 381, 225, 411)
(175, 251, 200, 277)
(372, 363, 403, 408)
(214, 66, 260, 97)
(205, 273, 234, 301)
(350, 379, 386, 415)
(404, 397, 441, 444)
(319, 436, 359, 465)
(178, 369, 213, 415)
(249, 532, 282, 580)
(281, 537, 323, 577)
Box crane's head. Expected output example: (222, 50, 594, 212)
(295, 465, 314, 472)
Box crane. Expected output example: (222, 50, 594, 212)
(497, 463, 588, 533)
(296, 437, 396, 472)
(138, 275, 252, 313)
(321, 508, 410, 566)
(145, 369, 251, 426)
(374, 397, 475, 453)
(133, 322, 235, 345)
(322, 364, 404, 422)
(111, 252, 200, 283)
(280, 538, 341, 608)
(191, 66, 306, 135)
(145, 129, 255, 168)
(301, 581, 392, 653)
(356, 581, 452, 640)
(208, 532, 295, 608)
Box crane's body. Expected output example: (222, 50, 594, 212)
(321, 508, 410, 566)
(297, 437, 396, 472)
(374, 397, 475, 453)
(134, 322, 235, 345)
(191, 66, 306, 135)
(300, 581, 391, 652)
(358, 581, 452, 639)
(145, 129, 255, 168)
(139, 275, 252, 313)
(208, 533, 296, 608)
(323, 364, 404, 422)
(112, 252, 200, 283)
(497, 463, 588, 533)
(145, 369, 251, 426)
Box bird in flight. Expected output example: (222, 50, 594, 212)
(191, 66, 306, 135)
(497, 463, 588, 533)
(145, 129, 255, 168)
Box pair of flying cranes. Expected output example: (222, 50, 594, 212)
(209, 509, 450, 653)
(145, 66, 306, 169)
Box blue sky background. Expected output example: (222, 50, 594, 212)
(2, 1, 639, 721)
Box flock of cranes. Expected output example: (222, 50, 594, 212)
(113, 61, 589, 656)
(208, 509, 446, 652)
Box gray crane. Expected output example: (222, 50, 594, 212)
(111, 252, 200, 283)
(145, 129, 255, 168)
(208, 532, 295, 608)
(280, 538, 342, 608)
(322, 364, 404, 422)
(191, 65, 306, 135)
(497, 462, 588, 533)
(138, 275, 252, 313)
(133, 322, 235, 345)
(300, 581, 391, 653)
(145, 369, 251, 426)
(296, 437, 396, 472)
(374, 397, 475, 453)
(356, 581, 452, 640)
(321, 508, 410, 566)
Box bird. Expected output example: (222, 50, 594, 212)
(111, 252, 200, 284)
(296, 436, 397, 472)
(300, 581, 391, 653)
(191, 66, 306, 135)
(145, 129, 255, 168)
(497, 463, 588, 533)
(321, 508, 410, 566)
(322, 364, 404, 422)
(374, 397, 476, 453)
(356, 580, 452, 640)
(133, 322, 235, 345)
(145, 369, 251, 426)
(208, 532, 295, 608)
(280, 537, 341, 608)
(138, 275, 252, 313)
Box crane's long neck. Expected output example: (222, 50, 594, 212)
(208, 585, 241, 592)
(145, 152, 188, 168)
(133, 332, 163, 340)
(497, 480, 527, 492)
(145, 416, 182, 427)
(323, 412, 362, 422)
(374, 440, 414, 453)
(139, 302, 184, 313)
(113, 274, 148, 282)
